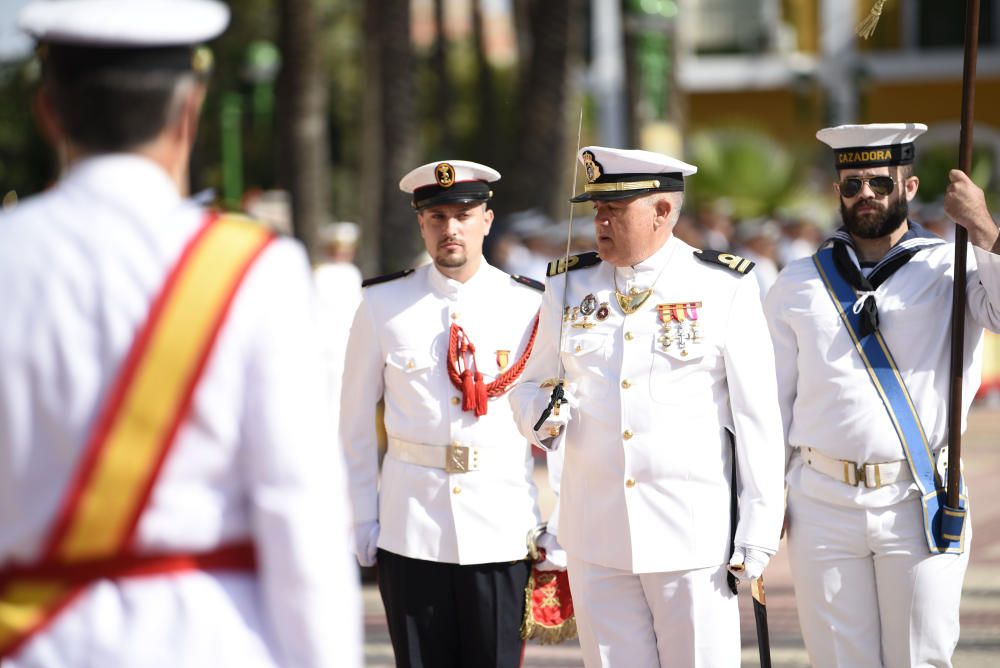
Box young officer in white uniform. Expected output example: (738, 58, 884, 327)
(0, 2, 361, 666)
(764, 123, 1000, 667)
(341, 160, 564, 667)
(509, 146, 786, 667)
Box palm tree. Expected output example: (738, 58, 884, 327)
(362, 0, 420, 272)
(498, 0, 583, 221)
(277, 0, 330, 260)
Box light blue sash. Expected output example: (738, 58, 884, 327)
(813, 248, 966, 554)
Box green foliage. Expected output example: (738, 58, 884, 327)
(915, 143, 995, 207)
(0, 60, 54, 200)
(686, 127, 804, 219)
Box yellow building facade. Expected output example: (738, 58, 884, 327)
(678, 0, 1000, 164)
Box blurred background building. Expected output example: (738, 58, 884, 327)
(1, 0, 997, 275)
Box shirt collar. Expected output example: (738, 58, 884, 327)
(614, 234, 678, 283)
(427, 257, 493, 297)
(61, 154, 184, 217)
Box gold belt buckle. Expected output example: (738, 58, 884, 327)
(843, 460, 879, 488)
(446, 445, 479, 473)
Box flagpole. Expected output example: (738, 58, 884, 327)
(946, 0, 981, 510)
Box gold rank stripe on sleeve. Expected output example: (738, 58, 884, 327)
(0, 214, 273, 658)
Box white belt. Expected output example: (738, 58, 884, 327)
(387, 436, 488, 473)
(800, 446, 912, 489)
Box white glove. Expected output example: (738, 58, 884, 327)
(533, 383, 578, 444)
(535, 531, 568, 572)
(727, 545, 770, 582)
(353, 520, 380, 567)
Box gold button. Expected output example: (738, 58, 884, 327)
(406, 360, 415, 369)
(451, 396, 461, 405)
(575, 345, 583, 352)
(624, 332, 634, 341)
(621, 379, 631, 389)
(626, 478, 636, 488)
(453, 486, 462, 494)
(450, 312, 459, 320)
(623, 429, 633, 440)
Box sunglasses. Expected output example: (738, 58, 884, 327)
(838, 176, 895, 198)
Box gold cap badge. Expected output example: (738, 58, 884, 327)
(582, 151, 602, 183)
(435, 162, 456, 188)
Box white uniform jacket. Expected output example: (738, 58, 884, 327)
(764, 230, 1000, 507)
(509, 236, 786, 573)
(341, 260, 546, 564)
(0, 155, 361, 668)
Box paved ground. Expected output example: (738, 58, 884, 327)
(362, 407, 1000, 666)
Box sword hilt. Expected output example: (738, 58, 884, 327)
(532, 382, 566, 432)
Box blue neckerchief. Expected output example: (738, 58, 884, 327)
(821, 221, 946, 337)
(813, 246, 966, 554)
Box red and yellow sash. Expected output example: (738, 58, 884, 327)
(0, 213, 272, 657)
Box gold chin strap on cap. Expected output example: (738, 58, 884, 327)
(584, 180, 660, 194)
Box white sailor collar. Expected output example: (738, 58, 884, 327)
(614, 233, 680, 283)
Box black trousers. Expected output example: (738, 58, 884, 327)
(377, 548, 531, 668)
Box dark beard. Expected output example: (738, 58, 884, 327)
(840, 196, 909, 239)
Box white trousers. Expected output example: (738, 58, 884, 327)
(566, 555, 740, 668)
(787, 487, 970, 668)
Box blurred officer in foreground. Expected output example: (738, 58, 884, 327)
(764, 123, 1000, 667)
(341, 160, 565, 667)
(0, 2, 361, 666)
(509, 146, 785, 666)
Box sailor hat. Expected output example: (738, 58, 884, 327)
(19, 0, 229, 77)
(399, 160, 500, 210)
(816, 123, 927, 170)
(319, 221, 360, 247)
(570, 146, 697, 203)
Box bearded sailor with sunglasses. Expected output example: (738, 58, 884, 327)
(764, 123, 1000, 667)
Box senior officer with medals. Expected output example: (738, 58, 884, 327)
(341, 160, 565, 667)
(0, 1, 361, 666)
(764, 123, 1000, 667)
(508, 146, 785, 667)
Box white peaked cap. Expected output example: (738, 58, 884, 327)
(578, 146, 697, 176)
(19, 0, 231, 46)
(571, 146, 696, 203)
(399, 160, 500, 193)
(399, 160, 500, 210)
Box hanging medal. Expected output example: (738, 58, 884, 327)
(657, 302, 702, 357)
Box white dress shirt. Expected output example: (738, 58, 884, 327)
(509, 235, 786, 573)
(341, 260, 546, 564)
(0, 155, 361, 668)
(765, 236, 1000, 507)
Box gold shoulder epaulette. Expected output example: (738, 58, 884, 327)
(362, 268, 415, 288)
(547, 251, 601, 277)
(693, 250, 756, 275)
